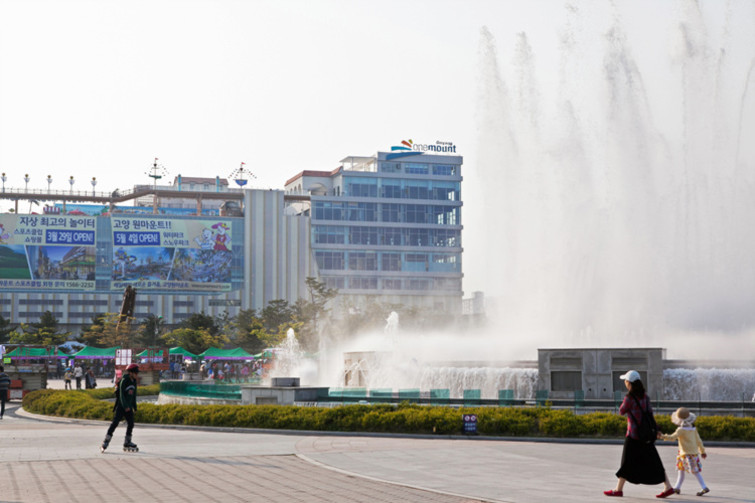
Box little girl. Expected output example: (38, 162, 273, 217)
(660, 407, 710, 496)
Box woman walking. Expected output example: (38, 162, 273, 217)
(604, 370, 675, 498)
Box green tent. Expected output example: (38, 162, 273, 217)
(4, 347, 66, 359)
(169, 347, 198, 359)
(71, 346, 120, 359)
(199, 347, 252, 360)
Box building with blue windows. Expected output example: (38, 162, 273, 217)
(284, 150, 463, 313)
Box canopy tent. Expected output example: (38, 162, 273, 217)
(71, 346, 120, 359)
(199, 347, 253, 360)
(169, 347, 198, 359)
(4, 347, 67, 359)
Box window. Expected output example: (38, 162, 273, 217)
(348, 252, 377, 271)
(405, 181, 430, 200)
(405, 204, 429, 224)
(431, 254, 459, 272)
(381, 253, 401, 271)
(381, 203, 401, 223)
(380, 227, 402, 246)
(383, 278, 402, 290)
(406, 279, 430, 290)
(314, 226, 346, 244)
(348, 277, 378, 289)
(348, 226, 377, 245)
(347, 179, 377, 198)
(404, 163, 429, 175)
(315, 251, 345, 270)
(405, 228, 431, 247)
(405, 253, 429, 272)
(432, 182, 459, 201)
(379, 162, 401, 173)
(432, 164, 457, 176)
(313, 201, 345, 221)
(345, 202, 377, 222)
(380, 181, 402, 198)
(432, 229, 460, 247)
(323, 277, 345, 289)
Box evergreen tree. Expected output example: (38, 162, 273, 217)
(0, 314, 16, 344)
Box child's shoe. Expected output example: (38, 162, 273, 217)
(696, 488, 710, 496)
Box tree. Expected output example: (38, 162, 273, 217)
(294, 277, 337, 351)
(76, 312, 135, 347)
(159, 328, 228, 356)
(180, 312, 221, 337)
(0, 314, 16, 344)
(260, 300, 294, 332)
(136, 314, 165, 347)
(10, 311, 71, 347)
(228, 309, 267, 353)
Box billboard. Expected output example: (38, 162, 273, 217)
(110, 216, 233, 292)
(0, 214, 97, 290)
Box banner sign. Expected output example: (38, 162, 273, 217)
(0, 214, 96, 290)
(110, 216, 233, 292)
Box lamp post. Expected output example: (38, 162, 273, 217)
(91, 177, 97, 196)
(69, 176, 75, 193)
(24, 173, 30, 191)
(1, 172, 6, 192)
(47, 175, 53, 193)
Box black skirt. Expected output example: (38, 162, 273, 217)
(616, 436, 667, 485)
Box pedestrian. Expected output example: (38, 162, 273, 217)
(73, 364, 84, 390)
(658, 407, 710, 496)
(604, 370, 675, 498)
(85, 368, 97, 389)
(0, 365, 11, 419)
(64, 367, 73, 390)
(100, 363, 139, 453)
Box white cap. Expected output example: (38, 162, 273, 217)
(619, 370, 641, 382)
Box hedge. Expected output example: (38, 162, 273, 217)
(21, 389, 755, 441)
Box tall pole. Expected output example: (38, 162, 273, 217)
(24, 173, 29, 191)
(69, 176, 75, 193)
(91, 177, 97, 196)
(1, 172, 6, 192)
(47, 175, 53, 193)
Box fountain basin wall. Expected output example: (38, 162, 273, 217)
(241, 384, 328, 405)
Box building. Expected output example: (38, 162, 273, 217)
(284, 149, 463, 314)
(0, 143, 464, 331)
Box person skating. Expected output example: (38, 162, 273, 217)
(101, 363, 139, 453)
(0, 365, 11, 419)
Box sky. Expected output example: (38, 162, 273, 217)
(1, 0, 754, 352)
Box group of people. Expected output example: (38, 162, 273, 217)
(62, 363, 97, 390)
(199, 360, 263, 382)
(605, 370, 710, 498)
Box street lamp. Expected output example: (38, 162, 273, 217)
(1, 173, 6, 192)
(69, 176, 75, 193)
(91, 177, 97, 196)
(47, 175, 53, 193)
(24, 173, 30, 191)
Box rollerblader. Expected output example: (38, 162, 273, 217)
(101, 363, 139, 453)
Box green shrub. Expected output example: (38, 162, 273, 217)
(22, 389, 755, 441)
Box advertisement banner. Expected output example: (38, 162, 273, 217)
(0, 214, 96, 290)
(110, 216, 233, 292)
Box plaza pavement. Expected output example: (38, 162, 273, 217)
(0, 382, 753, 503)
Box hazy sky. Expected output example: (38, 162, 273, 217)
(0, 0, 750, 299)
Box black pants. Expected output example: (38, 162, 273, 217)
(106, 406, 134, 439)
(0, 389, 6, 418)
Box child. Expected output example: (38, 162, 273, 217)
(659, 407, 710, 496)
(63, 367, 73, 390)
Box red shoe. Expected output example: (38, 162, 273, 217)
(656, 488, 675, 498)
(604, 490, 623, 497)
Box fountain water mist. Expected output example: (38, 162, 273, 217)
(469, 1, 755, 358)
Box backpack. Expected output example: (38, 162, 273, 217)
(630, 395, 658, 444)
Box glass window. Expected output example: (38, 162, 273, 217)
(383, 278, 402, 290)
(347, 178, 377, 198)
(381, 203, 401, 223)
(404, 253, 429, 272)
(432, 164, 457, 176)
(348, 226, 378, 245)
(432, 181, 459, 201)
(432, 229, 460, 247)
(348, 252, 378, 271)
(380, 180, 402, 198)
(314, 226, 346, 244)
(406, 279, 431, 290)
(323, 277, 345, 289)
(313, 201, 345, 221)
(405, 181, 430, 200)
(379, 162, 401, 173)
(381, 253, 401, 271)
(315, 251, 345, 270)
(405, 204, 429, 224)
(403, 162, 429, 175)
(405, 228, 431, 246)
(431, 254, 459, 272)
(380, 227, 402, 246)
(349, 277, 378, 289)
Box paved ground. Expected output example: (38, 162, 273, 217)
(2, 384, 754, 503)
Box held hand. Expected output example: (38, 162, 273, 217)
(125, 407, 131, 412)
(701, 453, 707, 459)
(657, 431, 663, 439)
